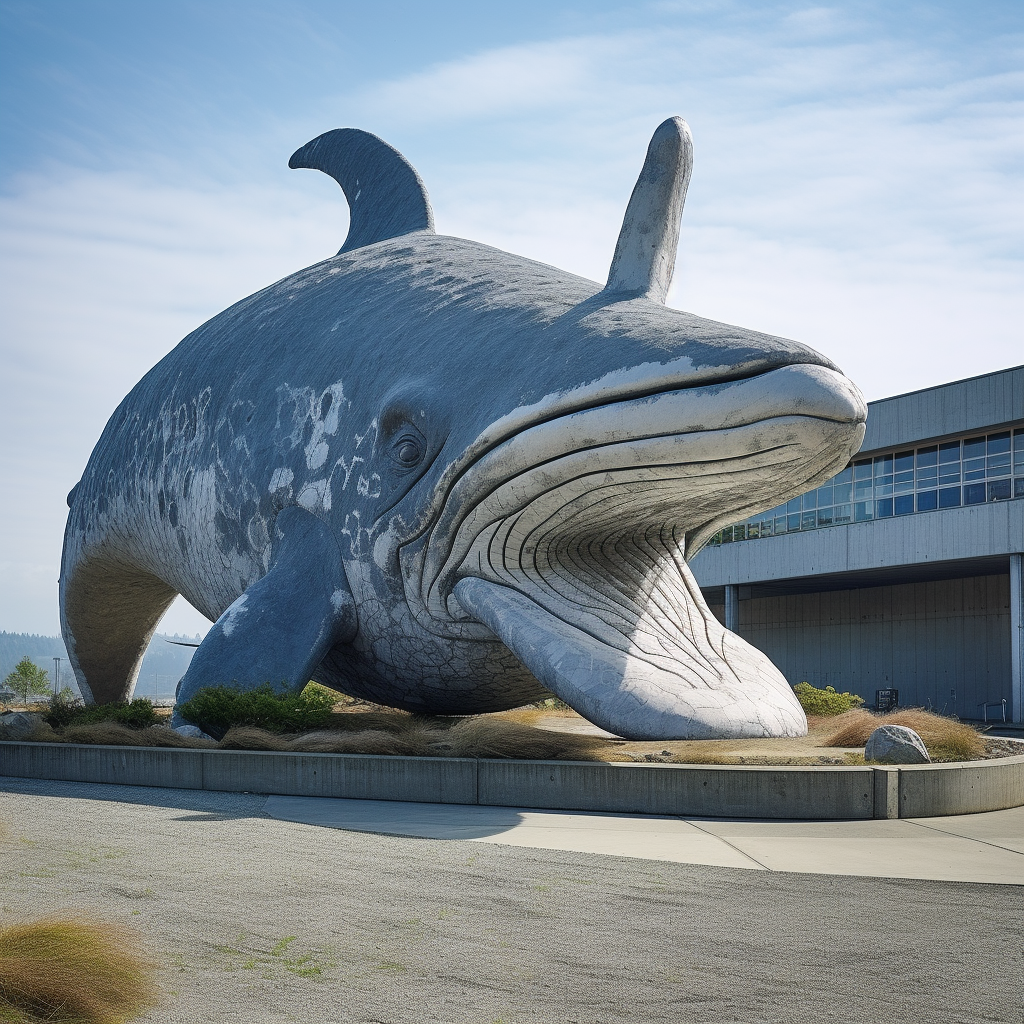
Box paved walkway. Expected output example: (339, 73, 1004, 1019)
(264, 796, 1024, 884)
(2, 777, 1021, 1023)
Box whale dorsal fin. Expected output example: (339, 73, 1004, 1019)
(289, 129, 435, 254)
(602, 117, 693, 304)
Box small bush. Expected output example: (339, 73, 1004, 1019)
(0, 915, 158, 1022)
(177, 684, 337, 737)
(43, 692, 159, 731)
(531, 696, 571, 710)
(793, 682, 865, 716)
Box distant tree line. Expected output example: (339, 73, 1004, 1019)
(0, 631, 203, 701)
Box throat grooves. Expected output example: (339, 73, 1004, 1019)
(471, 514, 736, 686)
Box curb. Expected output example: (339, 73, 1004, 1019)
(1, 742, 1022, 819)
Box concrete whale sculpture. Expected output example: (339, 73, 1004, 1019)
(60, 117, 866, 740)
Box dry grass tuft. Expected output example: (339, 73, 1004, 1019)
(23, 722, 60, 743)
(35, 722, 213, 749)
(324, 710, 423, 734)
(136, 726, 216, 749)
(217, 726, 291, 751)
(823, 708, 985, 762)
(0, 915, 158, 1023)
(436, 718, 606, 760)
(666, 745, 736, 765)
(288, 728, 435, 756)
(231, 720, 606, 759)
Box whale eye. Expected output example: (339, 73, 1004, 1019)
(392, 434, 423, 468)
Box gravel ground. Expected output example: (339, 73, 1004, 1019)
(984, 737, 1024, 759)
(1, 777, 1021, 1024)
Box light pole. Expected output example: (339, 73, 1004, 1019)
(53, 657, 61, 698)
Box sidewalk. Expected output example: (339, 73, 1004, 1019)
(264, 796, 1024, 885)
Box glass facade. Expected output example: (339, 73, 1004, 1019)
(711, 426, 1024, 546)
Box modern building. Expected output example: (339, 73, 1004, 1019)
(691, 365, 1024, 723)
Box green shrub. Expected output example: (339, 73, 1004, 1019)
(177, 684, 338, 736)
(43, 692, 159, 730)
(532, 696, 570, 710)
(793, 681, 865, 716)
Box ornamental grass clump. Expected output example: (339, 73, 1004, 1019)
(793, 681, 865, 716)
(214, 718, 607, 760)
(34, 721, 213, 748)
(0, 916, 158, 1023)
(439, 717, 605, 760)
(824, 708, 985, 762)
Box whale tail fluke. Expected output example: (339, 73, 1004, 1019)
(603, 116, 693, 304)
(290, 128, 435, 255)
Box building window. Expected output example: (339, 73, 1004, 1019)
(710, 424, 1024, 546)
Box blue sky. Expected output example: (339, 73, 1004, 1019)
(1, 0, 1021, 636)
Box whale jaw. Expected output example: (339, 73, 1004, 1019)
(452, 536, 806, 741)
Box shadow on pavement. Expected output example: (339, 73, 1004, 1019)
(0, 775, 266, 819)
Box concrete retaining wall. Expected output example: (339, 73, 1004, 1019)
(897, 755, 1024, 818)
(1, 742, 1022, 819)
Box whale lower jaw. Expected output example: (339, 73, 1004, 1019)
(453, 552, 806, 741)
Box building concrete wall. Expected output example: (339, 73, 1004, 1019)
(860, 364, 1024, 454)
(710, 574, 1012, 718)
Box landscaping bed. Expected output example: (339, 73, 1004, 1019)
(2, 697, 1015, 766)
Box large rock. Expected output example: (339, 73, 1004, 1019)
(865, 725, 931, 764)
(0, 711, 44, 740)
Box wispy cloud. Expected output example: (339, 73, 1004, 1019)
(353, 36, 632, 125)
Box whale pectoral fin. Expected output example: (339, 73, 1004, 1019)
(172, 507, 356, 728)
(452, 576, 806, 742)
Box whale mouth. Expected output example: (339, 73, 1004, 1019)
(402, 363, 865, 739)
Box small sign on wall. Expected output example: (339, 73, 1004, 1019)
(875, 688, 899, 712)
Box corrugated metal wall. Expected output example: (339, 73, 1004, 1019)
(710, 573, 1011, 719)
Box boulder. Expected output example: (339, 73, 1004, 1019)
(0, 711, 44, 740)
(865, 725, 931, 764)
(173, 723, 214, 741)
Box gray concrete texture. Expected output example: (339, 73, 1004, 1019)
(262, 795, 1024, 885)
(1, 777, 1021, 1024)
(859, 364, 1024, 456)
(3, 741, 1023, 819)
(704, 573, 1014, 718)
(60, 118, 866, 742)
